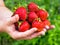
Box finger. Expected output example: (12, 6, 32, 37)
(18, 29, 46, 40)
(7, 14, 19, 25)
(38, 29, 46, 36)
(20, 30, 45, 40)
(45, 25, 55, 30)
(40, 31, 45, 35)
(45, 25, 49, 29)
(48, 25, 55, 30)
(26, 32, 43, 39)
(21, 32, 42, 40)
(23, 28, 37, 37)
(43, 28, 47, 32)
(8, 28, 37, 39)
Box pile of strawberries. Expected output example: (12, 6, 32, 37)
(14, 2, 51, 32)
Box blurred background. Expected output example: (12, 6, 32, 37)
(0, 0, 60, 45)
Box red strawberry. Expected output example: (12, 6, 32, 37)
(28, 12, 38, 23)
(28, 2, 39, 12)
(43, 20, 51, 26)
(32, 20, 44, 32)
(37, 9, 48, 21)
(19, 21, 30, 32)
(14, 7, 27, 21)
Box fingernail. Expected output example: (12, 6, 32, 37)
(45, 25, 49, 29)
(47, 14, 49, 17)
(43, 28, 46, 32)
(51, 25, 55, 28)
(40, 31, 45, 35)
(15, 14, 19, 20)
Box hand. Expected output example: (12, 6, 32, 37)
(0, 7, 55, 40)
(0, 14, 55, 40)
(0, 14, 45, 40)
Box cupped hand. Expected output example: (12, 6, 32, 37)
(0, 7, 55, 40)
(0, 14, 55, 40)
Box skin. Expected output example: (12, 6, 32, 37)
(0, 0, 55, 40)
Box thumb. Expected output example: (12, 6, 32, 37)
(7, 14, 19, 25)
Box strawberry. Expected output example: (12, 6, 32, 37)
(43, 20, 51, 26)
(19, 21, 30, 32)
(28, 12, 38, 23)
(14, 7, 27, 21)
(28, 2, 39, 12)
(32, 20, 44, 32)
(37, 9, 48, 21)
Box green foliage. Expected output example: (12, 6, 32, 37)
(0, 0, 60, 45)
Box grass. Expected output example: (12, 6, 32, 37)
(0, 0, 60, 45)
